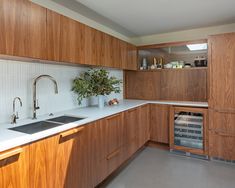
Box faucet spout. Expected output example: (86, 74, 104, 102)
(33, 75, 59, 119)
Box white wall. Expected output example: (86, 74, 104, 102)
(131, 23, 235, 46)
(0, 60, 123, 124)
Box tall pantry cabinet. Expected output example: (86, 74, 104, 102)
(208, 33, 235, 160)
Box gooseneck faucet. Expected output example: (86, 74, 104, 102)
(33, 75, 58, 119)
(11, 97, 23, 124)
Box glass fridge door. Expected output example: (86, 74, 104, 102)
(174, 111, 203, 149)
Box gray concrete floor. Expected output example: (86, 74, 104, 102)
(100, 147, 235, 188)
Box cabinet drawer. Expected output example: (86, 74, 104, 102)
(209, 131, 235, 160)
(209, 109, 235, 134)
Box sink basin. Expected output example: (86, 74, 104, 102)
(46, 115, 85, 124)
(9, 116, 86, 135)
(9, 121, 63, 134)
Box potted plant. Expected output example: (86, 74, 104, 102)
(72, 69, 122, 108)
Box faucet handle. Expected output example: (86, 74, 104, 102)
(35, 100, 40, 110)
(11, 114, 17, 124)
(16, 112, 19, 119)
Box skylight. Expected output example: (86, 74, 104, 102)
(186, 43, 208, 51)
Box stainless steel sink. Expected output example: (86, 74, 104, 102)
(9, 115, 86, 134)
(46, 115, 85, 124)
(9, 121, 63, 134)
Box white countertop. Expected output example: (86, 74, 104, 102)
(0, 99, 208, 153)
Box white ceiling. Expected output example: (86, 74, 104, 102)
(53, 0, 235, 37)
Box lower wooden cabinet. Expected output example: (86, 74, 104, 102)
(0, 146, 29, 188)
(137, 104, 150, 148)
(209, 131, 235, 160)
(29, 126, 89, 188)
(209, 109, 235, 160)
(104, 113, 124, 176)
(0, 106, 150, 188)
(150, 104, 170, 144)
(124, 108, 139, 158)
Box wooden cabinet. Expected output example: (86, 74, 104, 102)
(208, 33, 235, 110)
(104, 113, 124, 176)
(209, 131, 235, 161)
(123, 108, 139, 158)
(208, 33, 235, 160)
(124, 71, 161, 100)
(209, 109, 235, 134)
(0, 0, 46, 59)
(208, 109, 235, 160)
(0, 106, 150, 188)
(60, 16, 84, 64)
(161, 69, 207, 101)
(125, 68, 207, 101)
(137, 104, 150, 147)
(92, 30, 103, 66)
(0, 0, 137, 69)
(150, 104, 170, 144)
(29, 126, 88, 188)
(0, 146, 29, 188)
(125, 44, 137, 70)
(46, 10, 61, 61)
(103, 34, 113, 67)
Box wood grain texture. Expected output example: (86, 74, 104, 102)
(29, 136, 57, 188)
(29, 126, 89, 188)
(209, 109, 235, 135)
(0, 0, 46, 59)
(123, 108, 139, 158)
(150, 104, 170, 144)
(60, 15, 83, 64)
(83, 26, 95, 65)
(138, 104, 150, 147)
(46, 10, 61, 61)
(103, 34, 113, 67)
(0, 146, 29, 188)
(125, 71, 161, 100)
(126, 43, 138, 70)
(209, 130, 235, 160)
(160, 68, 207, 101)
(208, 33, 235, 110)
(169, 106, 208, 155)
(125, 68, 207, 102)
(105, 113, 124, 175)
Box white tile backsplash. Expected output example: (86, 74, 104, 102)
(0, 60, 123, 124)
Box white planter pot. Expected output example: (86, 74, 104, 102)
(98, 95, 105, 108)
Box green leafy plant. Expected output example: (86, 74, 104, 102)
(72, 69, 122, 105)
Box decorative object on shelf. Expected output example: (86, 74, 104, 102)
(164, 63, 173, 69)
(108, 98, 119, 106)
(194, 56, 207, 67)
(141, 57, 148, 70)
(157, 57, 164, 69)
(72, 69, 122, 108)
(184, 63, 192, 68)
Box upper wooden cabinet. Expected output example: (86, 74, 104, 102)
(46, 10, 61, 61)
(208, 33, 235, 110)
(0, 0, 46, 59)
(127, 43, 138, 70)
(125, 68, 207, 101)
(60, 16, 85, 64)
(0, 0, 137, 69)
(0, 146, 29, 188)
